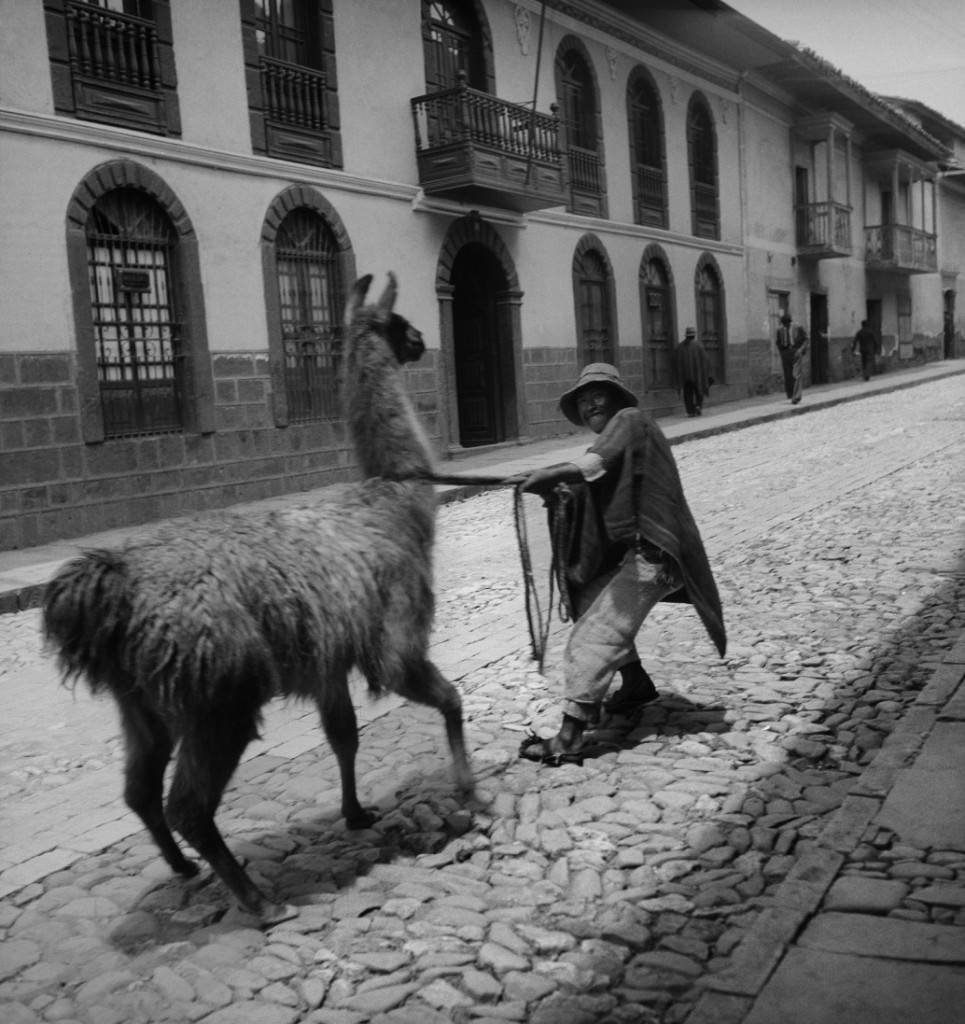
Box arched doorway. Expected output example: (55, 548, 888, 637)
(452, 243, 508, 447)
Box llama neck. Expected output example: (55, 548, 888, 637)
(347, 351, 435, 482)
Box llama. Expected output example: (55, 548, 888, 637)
(42, 273, 473, 921)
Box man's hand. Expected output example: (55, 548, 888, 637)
(520, 464, 579, 495)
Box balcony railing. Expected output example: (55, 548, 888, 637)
(66, 0, 160, 91)
(411, 78, 566, 213)
(693, 182, 719, 239)
(865, 224, 938, 273)
(634, 163, 667, 227)
(260, 57, 327, 132)
(796, 201, 852, 258)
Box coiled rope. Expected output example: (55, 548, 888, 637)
(414, 469, 575, 671)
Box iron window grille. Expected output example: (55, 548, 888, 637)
(697, 266, 725, 383)
(275, 208, 343, 423)
(577, 250, 613, 365)
(85, 187, 184, 438)
(641, 259, 674, 388)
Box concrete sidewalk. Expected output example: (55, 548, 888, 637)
(2, 360, 963, 616)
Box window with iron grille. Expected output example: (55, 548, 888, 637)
(275, 208, 343, 422)
(576, 249, 613, 366)
(688, 96, 719, 239)
(628, 71, 667, 228)
(641, 257, 674, 388)
(696, 263, 726, 383)
(85, 187, 183, 438)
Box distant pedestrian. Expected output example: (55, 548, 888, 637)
(853, 320, 879, 381)
(776, 313, 796, 401)
(788, 326, 809, 405)
(673, 327, 712, 417)
(516, 363, 726, 765)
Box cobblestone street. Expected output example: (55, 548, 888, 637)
(1, 376, 964, 1024)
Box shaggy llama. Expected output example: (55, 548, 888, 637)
(42, 273, 473, 921)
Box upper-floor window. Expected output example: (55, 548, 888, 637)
(640, 252, 675, 388)
(86, 187, 183, 438)
(423, 1, 486, 91)
(44, 0, 180, 135)
(274, 208, 344, 423)
(687, 94, 719, 239)
(255, 0, 322, 67)
(556, 43, 606, 216)
(241, 0, 341, 168)
(627, 70, 667, 229)
(574, 242, 614, 365)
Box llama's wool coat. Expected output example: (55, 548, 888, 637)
(46, 478, 436, 720)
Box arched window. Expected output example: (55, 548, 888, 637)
(274, 208, 344, 422)
(627, 70, 667, 228)
(640, 252, 675, 388)
(574, 241, 614, 365)
(688, 94, 719, 239)
(85, 187, 183, 438)
(696, 257, 726, 382)
(423, 0, 485, 91)
(556, 43, 605, 214)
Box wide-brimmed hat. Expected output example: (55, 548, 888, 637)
(559, 363, 638, 426)
(684, 327, 696, 339)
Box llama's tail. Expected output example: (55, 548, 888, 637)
(42, 549, 134, 693)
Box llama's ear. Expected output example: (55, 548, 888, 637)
(346, 275, 372, 321)
(376, 272, 398, 312)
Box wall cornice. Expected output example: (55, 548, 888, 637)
(0, 108, 417, 202)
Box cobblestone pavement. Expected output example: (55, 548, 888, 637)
(1, 376, 964, 1024)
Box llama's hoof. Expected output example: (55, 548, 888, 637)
(345, 807, 378, 830)
(174, 858, 201, 878)
(259, 902, 300, 927)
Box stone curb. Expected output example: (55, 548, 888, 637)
(686, 630, 965, 1024)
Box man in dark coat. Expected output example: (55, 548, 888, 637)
(776, 313, 796, 399)
(518, 364, 726, 764)
(853, 320, 879, 381)
(673, 327, 712, 417)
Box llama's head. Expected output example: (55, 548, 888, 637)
(347, 273, 425, 365)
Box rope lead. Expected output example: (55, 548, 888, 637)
(514, 483, 574, 672)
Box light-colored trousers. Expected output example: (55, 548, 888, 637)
(563, 548, 682, 723)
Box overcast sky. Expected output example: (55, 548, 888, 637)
(726, 0, 965, 129)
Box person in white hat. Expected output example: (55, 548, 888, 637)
(518, 363, 726, 765)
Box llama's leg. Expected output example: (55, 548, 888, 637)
(165, 715, 274, 917)
(117, 693, 198, 877)
(316, 688, 376, 830)
(397, 659, 474, 793)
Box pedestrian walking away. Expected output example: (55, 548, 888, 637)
(853, 318, 880, 381)
(517, 363, 726, 765)
(673, 326, 713, 417)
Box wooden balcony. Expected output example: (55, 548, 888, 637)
(865, 224, 938, 274)
(64, 0, 166, 133)
(411, 79, 566, 213)
(796, 201, 852, 259)
(258, 57, 334, 166)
